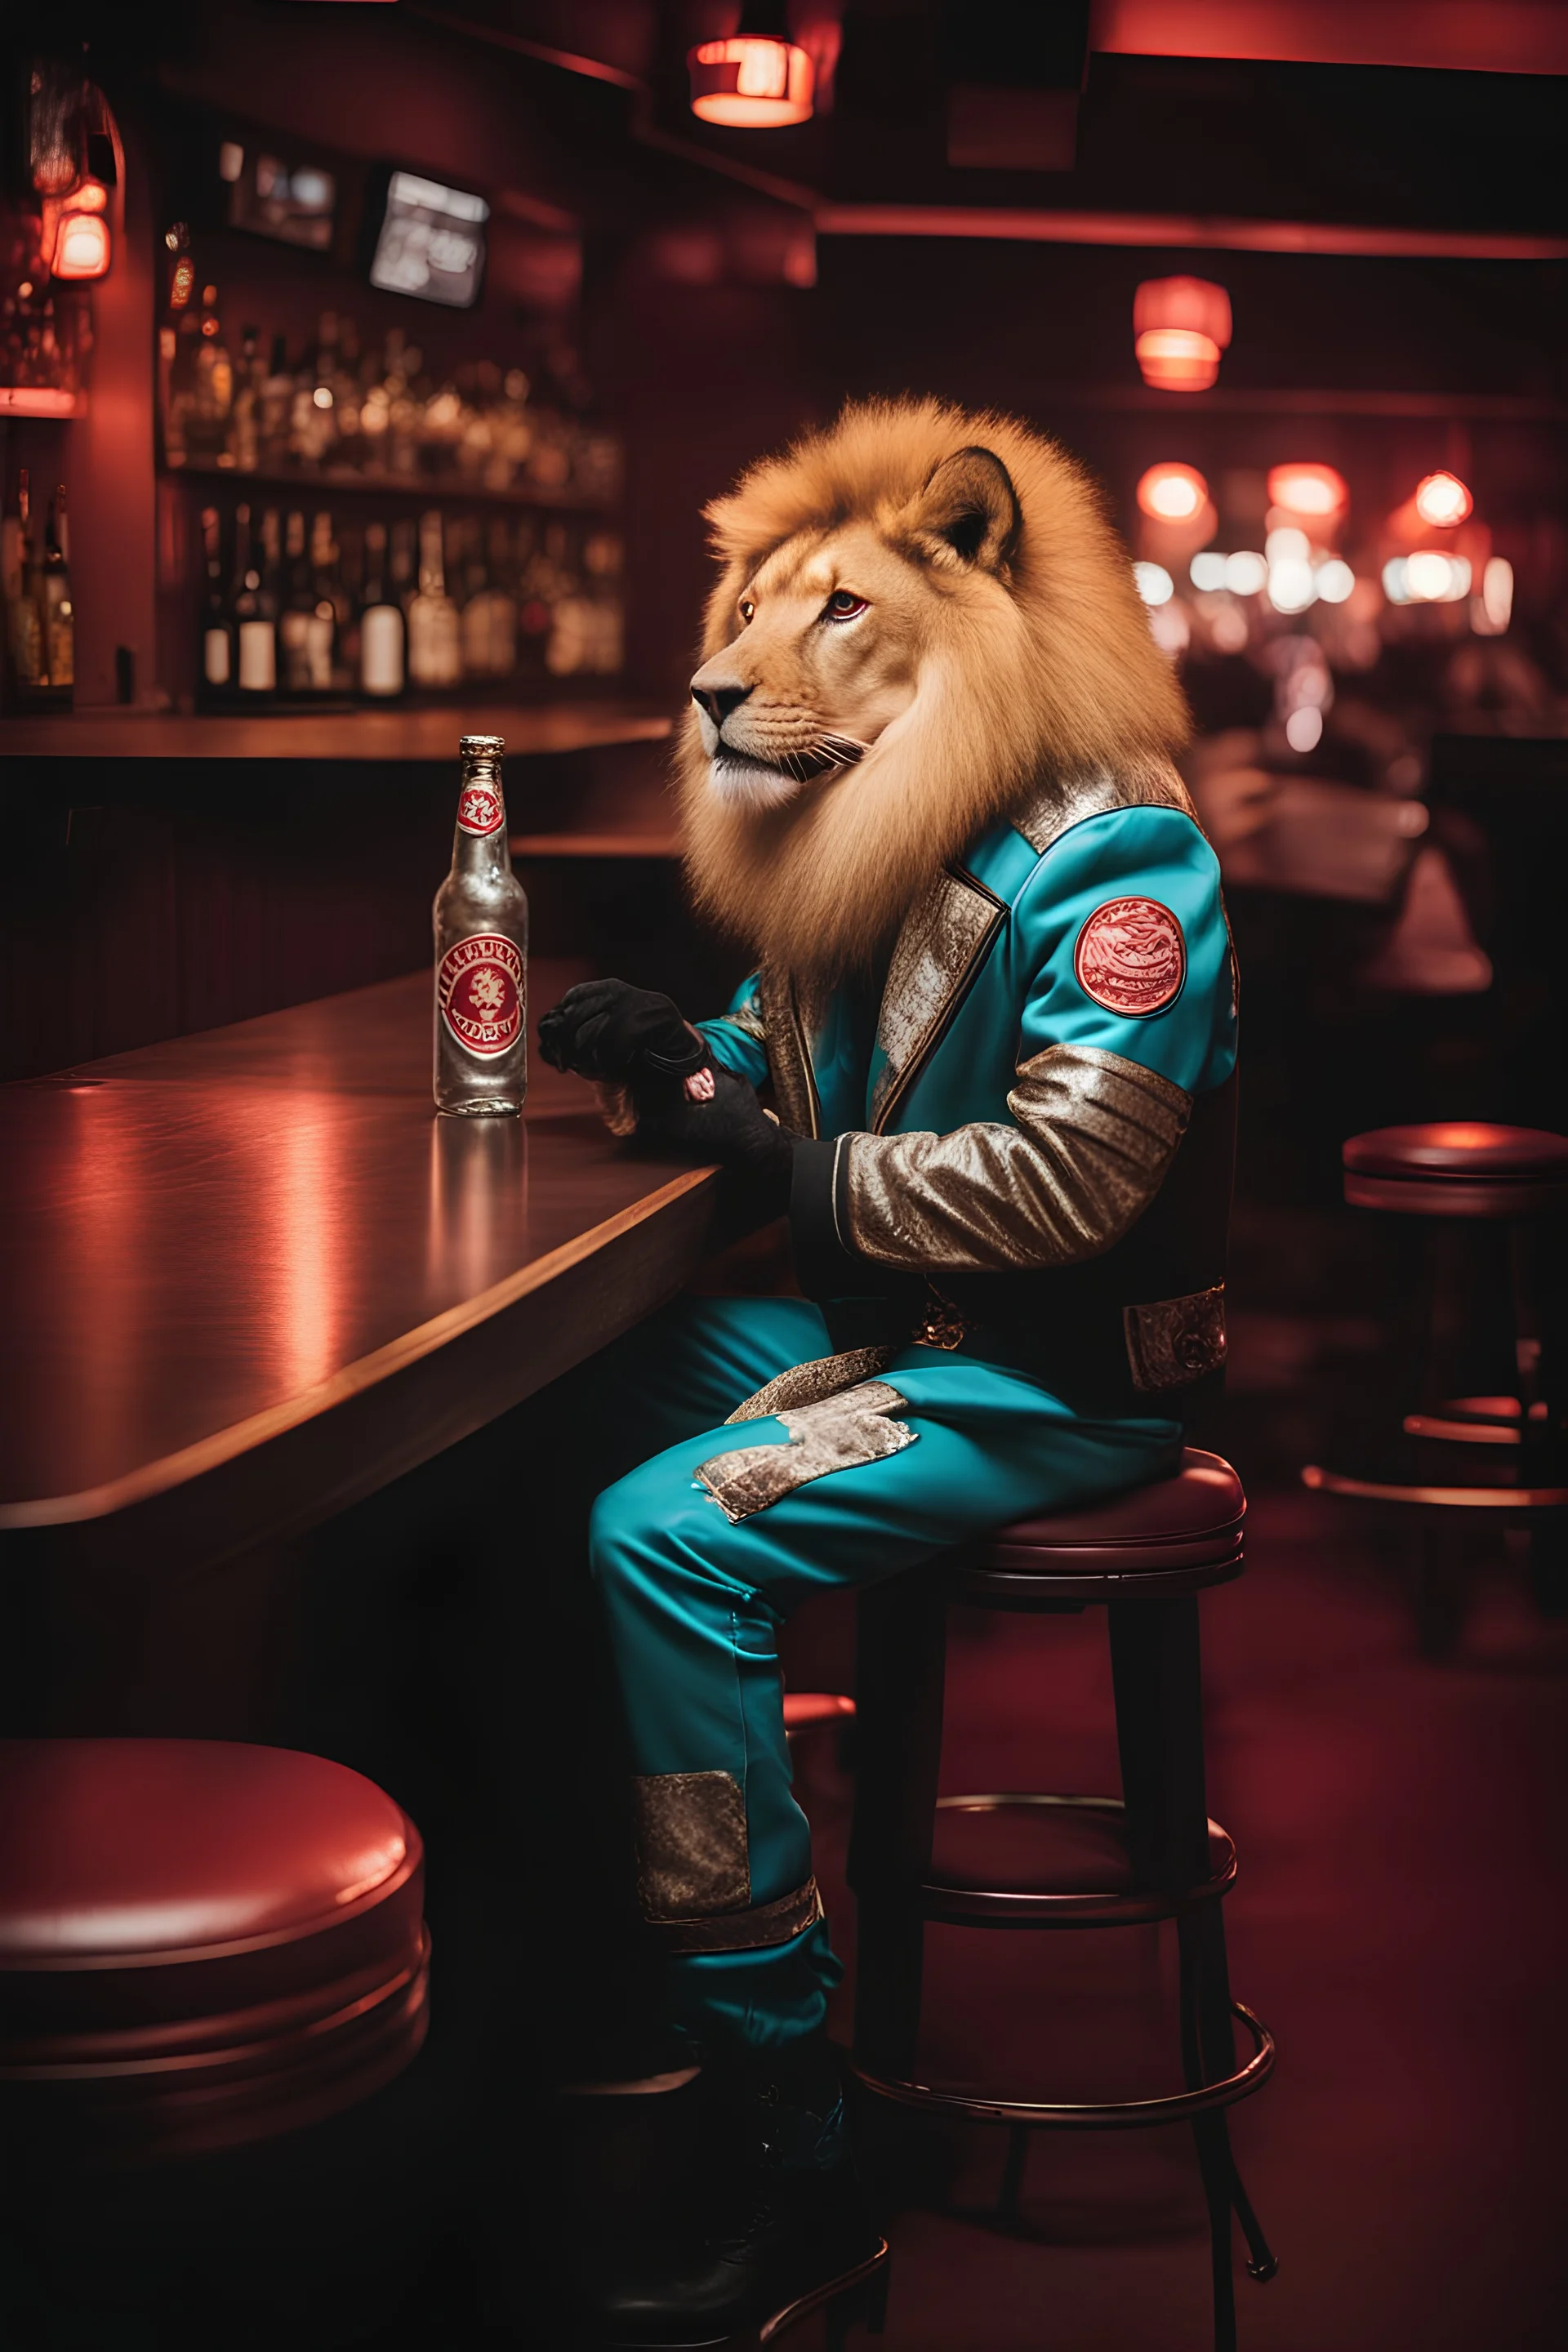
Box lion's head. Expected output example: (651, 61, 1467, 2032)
(678, 397, 1188, 982)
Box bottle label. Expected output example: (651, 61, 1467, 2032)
(361, 603, 404, 696)
(457, 782, 505, 835)
(437, 934, 523, 1058)
(204, 626, 231, 686)
(238, 618, 276, 692)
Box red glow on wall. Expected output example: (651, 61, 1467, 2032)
(688, 38, 814, 127)
(1414, 470, 1472, 528)
(1134, 277, 1232, 391)
(1267, 461, 1348, 519)
(0, 386, 82, 416)
(1137, 461, 1209, 521)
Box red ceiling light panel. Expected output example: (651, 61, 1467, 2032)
(1134, 276, 1232, 391)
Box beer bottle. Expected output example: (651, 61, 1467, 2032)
(433, 734, 528, 1115)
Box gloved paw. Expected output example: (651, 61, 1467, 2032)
(537, 978, 705, 1084)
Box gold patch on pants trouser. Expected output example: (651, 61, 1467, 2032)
(632, 1770, 750, 1920)
(697, 1380, 918, 1525)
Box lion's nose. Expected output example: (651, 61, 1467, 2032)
(691, 680, 753, 730)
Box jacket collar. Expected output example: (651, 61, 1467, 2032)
(760, 854, 1008, 1143)
(867, 861, 1008, 1133)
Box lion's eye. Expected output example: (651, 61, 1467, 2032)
(738, 599, 756, 626)
(823, 590, 868, 622)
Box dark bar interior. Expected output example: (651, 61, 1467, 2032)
(2, 6, 1565, 2348)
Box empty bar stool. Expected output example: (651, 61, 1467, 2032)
(849, 1451, 1276, 2352)
(1303, 1122, 1568, 1653)
(0, 1739, 430, 2164)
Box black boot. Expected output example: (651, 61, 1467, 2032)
(593, 2037, 888, 2348)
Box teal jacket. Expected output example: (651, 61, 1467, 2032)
(697, 759, 1237, 1412)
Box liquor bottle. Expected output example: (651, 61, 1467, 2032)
(185, 285, 234, 466)
(163, 293, 204, 469)
(229, 325, 262, 471)
(514, 519, 554, 681)
(460, 518, 518, 679)
(334, 516, 363, 692)
(432, 734, 528, 1116)
(2, 469, 45, 706)
(198, 503, 232, 701)
(278, 510, 311, 693)
(305, 510, 338, 692)
(407, 507, 461, 688)
(456, 517, 490, 679)
(359, 519, 405, 699)
(258, 333, 292, 471)
(238, 506, 281, 697)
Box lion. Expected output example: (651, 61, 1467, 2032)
(679, 394, 1189, 981)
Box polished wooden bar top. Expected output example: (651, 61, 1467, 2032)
(0, 964, 719, 1561)
(0, 701, 673, 764)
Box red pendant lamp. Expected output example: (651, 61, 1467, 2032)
(1134, 277, 1232, 392)
(689, 6, 815, 127)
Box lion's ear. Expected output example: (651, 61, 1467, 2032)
(909, 446, 1021, 574)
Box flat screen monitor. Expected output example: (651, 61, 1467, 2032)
(228, 149, 338, 251)
(368, 170, 488, 309)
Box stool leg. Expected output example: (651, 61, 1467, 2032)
(1516, 1220, 1568, 1619)
(1414, 1520, 1469, 1658)
(996, 2125, 1030, 2226)
(1111, 1601, 1276, 2349)
(849, 1563, 949, 2084)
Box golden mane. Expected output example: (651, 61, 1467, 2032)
(678, 396, 1190, 981)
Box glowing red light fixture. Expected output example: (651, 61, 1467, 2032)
(52, 205, 111, 280)
(689, 29, 814, 127)
(1414, 470, 1472, 528)
(1134, 277, 1232, 393)
(1137, 461, 1209, 523)
(1267, 462, 1348, 519)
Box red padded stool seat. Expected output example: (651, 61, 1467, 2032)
(1312, 1122, 1568, 1652)
(1343, 1121, 1568, 1216)
(969, 1449, 1245, 1599)
(0, 1740, 430, 2164)
(782, 1691, 856, 1735)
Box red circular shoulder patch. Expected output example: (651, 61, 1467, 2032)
(1074, 897, 1186, 1017)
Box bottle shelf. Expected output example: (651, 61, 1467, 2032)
(160, 457, 616, 514)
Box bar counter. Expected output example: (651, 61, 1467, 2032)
(0, 701, 673, 764)
(0, 961, 721, 1570)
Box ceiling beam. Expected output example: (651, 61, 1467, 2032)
(814, 206, 1568, 261)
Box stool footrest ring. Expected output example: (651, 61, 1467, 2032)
(915, 1793, 1236, 1926)
(853, 1999, 1274, 2131)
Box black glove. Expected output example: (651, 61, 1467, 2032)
(637, 1064, 795, 1218)
(537, 979, 706, 1086)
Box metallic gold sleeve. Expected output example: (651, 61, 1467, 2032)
(841, 1043, 1192, 1272)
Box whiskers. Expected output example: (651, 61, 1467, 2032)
(777, 732, 869, 784)
(710, 730, 870, 809)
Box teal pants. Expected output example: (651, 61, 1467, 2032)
(586, 1297, 1181, 2053)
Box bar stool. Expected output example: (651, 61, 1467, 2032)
(848, 1451, 1276, 2352)
(0, 1739, 430, 2164)
(1303, 1122, 1568, 1654)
